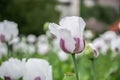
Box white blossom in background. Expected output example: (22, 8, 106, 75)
(9, 37, 20, 45)
(100, 31, 117, 44)
(27, 44, 36, 55)
(38, 35, 48, 43)
(0, 20, 18, 42)
(0, 42, 7, 58)
(13, 41, 28, 53)
(84, 0, 95, 7)
(23, 58, 52, 80)
(110, 36, 120, 53)
(49, 16, 86, 54)
(37, 42, 49, 55)
(92, 38, 108, 55)
(84, 30, 94, 40)
(37, 35, 49, 55)
(27, 34, 36, 44)
(58, 50, 69, 61)
(0, 58, 25, 80)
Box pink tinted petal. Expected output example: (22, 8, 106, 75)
(74, 38, 85, 53)
(0, 34, 5, 42)
(60, 39, 71, 53)
(59, 29, 75, 53)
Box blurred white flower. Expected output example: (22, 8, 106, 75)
(58, 50, 69, 61)
(9, 37, 20, 45)
(84, 30, 94, 40)
(88, 43, 99, 58)
(0, 58, 25, 80)
(37, 35, 49, 55)
(92, 38, 108, 54)
(38, 35, 48, 43)
(27, 44, 36, 55)
(84, 0, 95, 7)
(110, 37, 120, 53)
(49, 16, 86, 53)
(58, 0, 70, 3)
(23, 58, 52, 80)
(13, 42, 28, 53)
(37, 42, 49, 55)
(27, 34, 36, 44)
(0, 42, 7, 58)
(0, 20, 18, 42)
(100, 31, 117, 44)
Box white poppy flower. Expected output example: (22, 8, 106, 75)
(23, 58, 52, 80)
(0, 58, 25, 80)
(100, 31, 117, 44)
(0, 20, 18, 42)
(37, 42, 49, 55)
(0, 42, 7, 58)
(92, 38, 108, 54)
(84, 30, 94, 39)
(38, 35, 48, 43)
(88, 43, 99, 58)
(27, 44, 36, 55)
(13, 42, 28, 53)
(110, 37, 120, 52)
(58, 50, 69, 61)
(49, 16, 86, 53)
(27, 34, 36, 44)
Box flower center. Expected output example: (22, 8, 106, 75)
(34, 76, 41, 80)
(4, 76, 11, 80)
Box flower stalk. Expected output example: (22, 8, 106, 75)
(71, 54, 79, 80)
(90, 58, 96, 80)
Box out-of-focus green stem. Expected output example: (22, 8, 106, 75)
(71, 54, 79, 80)
(90, 58, 96, 80)
(6, 42, 11, 58)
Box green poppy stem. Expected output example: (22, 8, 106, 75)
(6, 42, 11, 58)
(71, 54, 79, 80)
(90, 58, 96, 80)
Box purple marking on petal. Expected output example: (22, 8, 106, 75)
(74, 38, 80, 53)
(4, 76, 11, 80)
(93, 49, 99, 58)
(0, 34, 5, 42)
(74, 38, 85, 53)
(34, 77, 41, 80)
(115, 47, 119, 52)
(60, 39, 70, 53)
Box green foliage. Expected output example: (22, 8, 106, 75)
(0, 0, 59, 35)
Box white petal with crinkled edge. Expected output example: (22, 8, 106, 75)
(23, 58, 52, 80)
(59, 16, 86, 38)
(59, 29, 75, 53)
(49, 23, 60, 38)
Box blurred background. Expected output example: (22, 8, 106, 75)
(0, 0, 119, 35)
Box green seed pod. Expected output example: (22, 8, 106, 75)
(63, 72, 76, 80)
